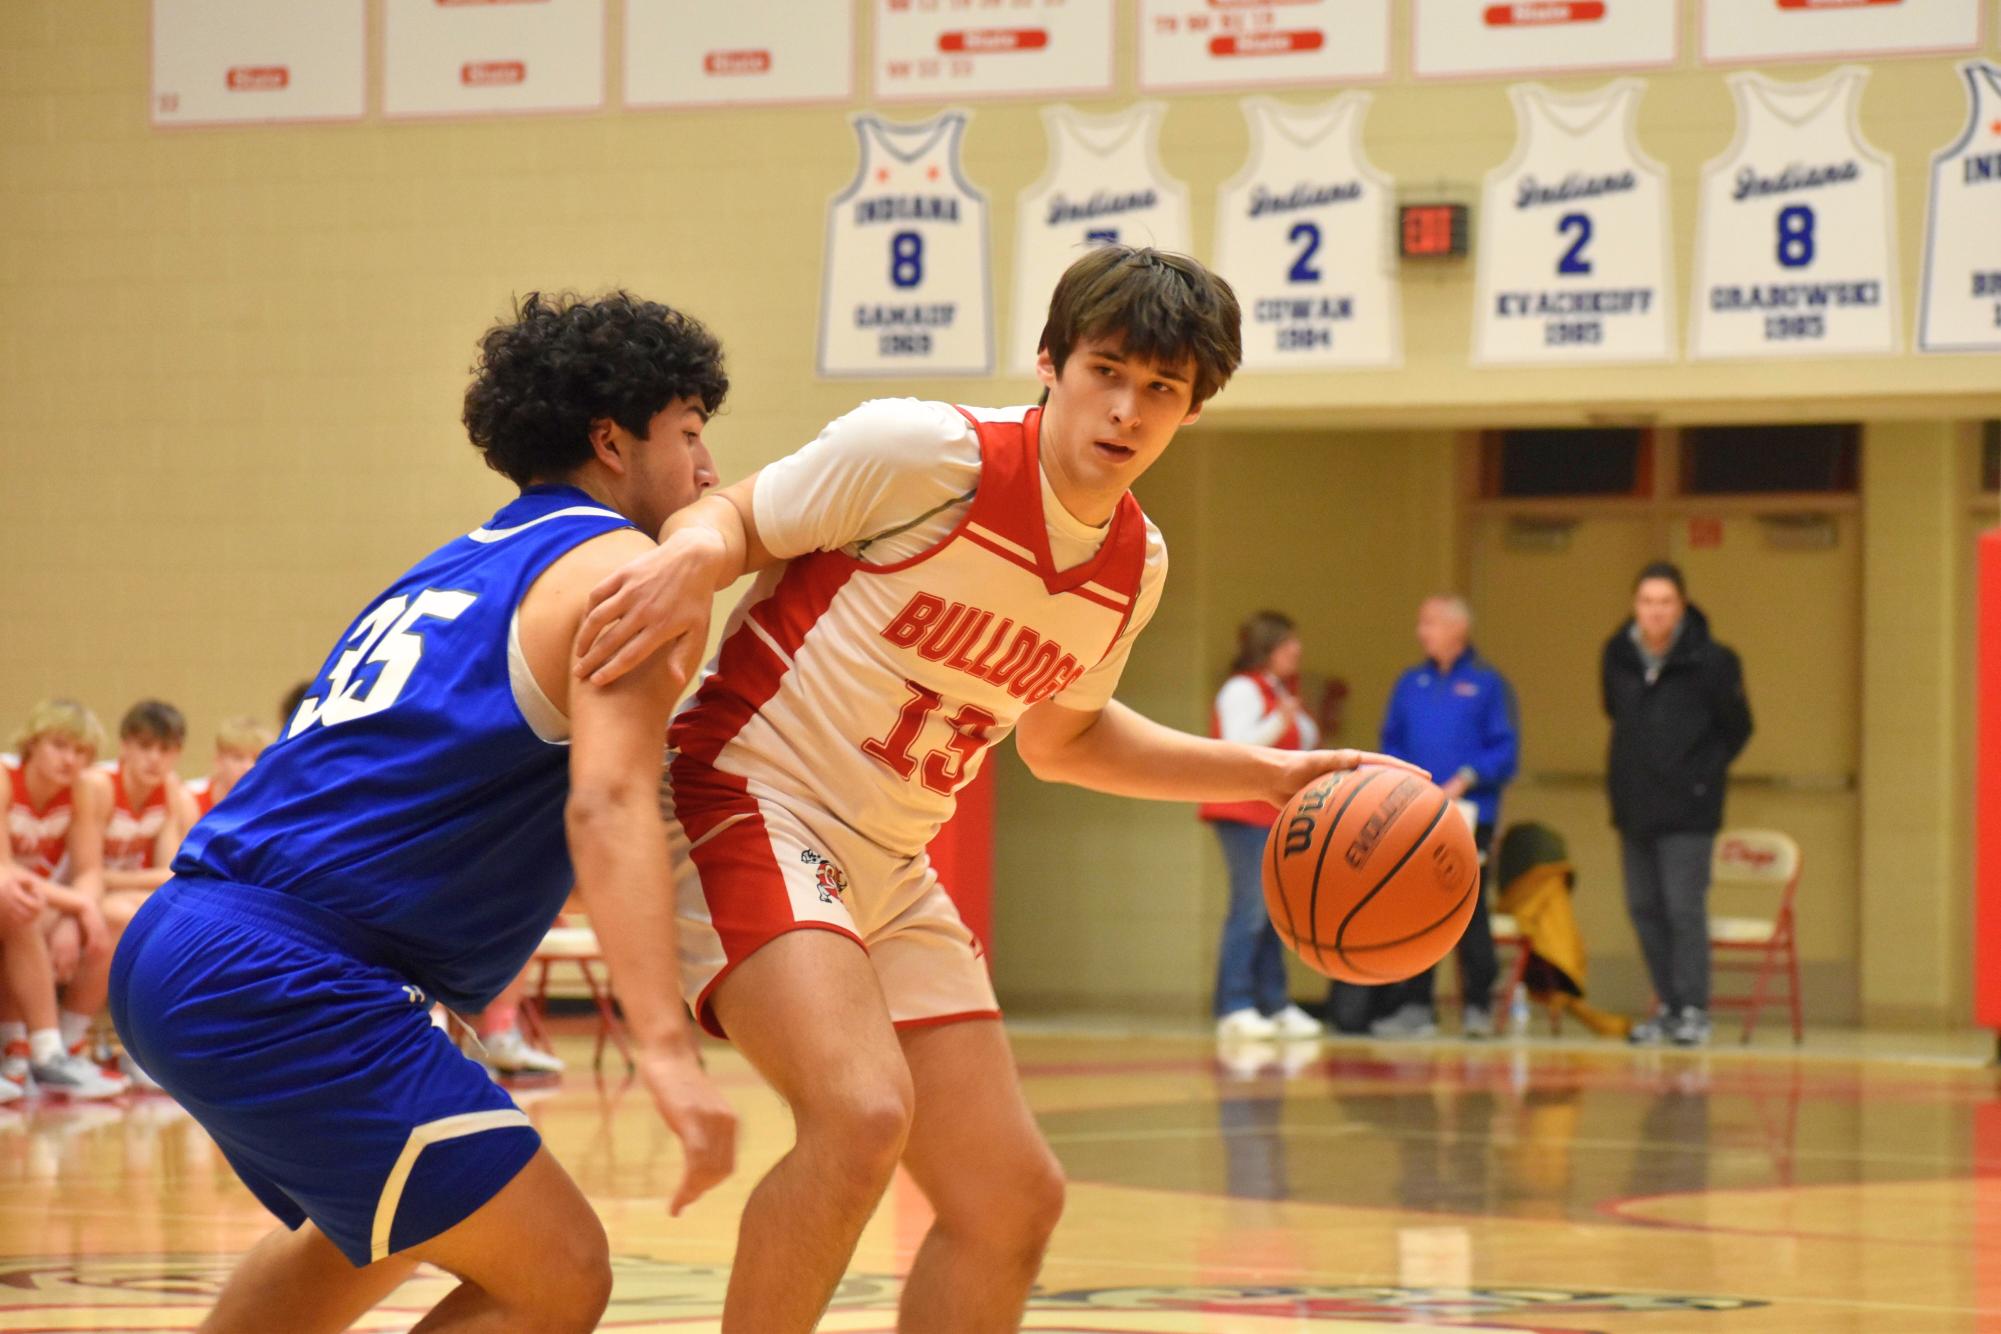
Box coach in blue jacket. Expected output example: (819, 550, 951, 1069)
(1370, 595, 1520, 1037)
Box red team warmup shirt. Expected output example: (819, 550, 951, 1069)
(7, 759, 74, 881)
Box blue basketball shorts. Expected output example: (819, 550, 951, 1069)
(108, 876, 541, 1268)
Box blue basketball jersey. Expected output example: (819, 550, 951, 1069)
(176, 484, 638, 1011)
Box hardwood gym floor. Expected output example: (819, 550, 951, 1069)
(2, 1027, 1997, 1331)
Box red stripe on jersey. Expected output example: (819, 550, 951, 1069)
(669, 552, 857, 837)
(958, 527, 1041, 577)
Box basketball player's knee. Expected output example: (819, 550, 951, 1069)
(802, 1075, 914, 1189)
(1018, 1153, 1067, 1244)
(524, 1216, 612, 1329)
(963, 1150, 1064, 1252)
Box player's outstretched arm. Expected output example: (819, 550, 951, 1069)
(1015, 699, 1426, 808)
(573, 473, 781, 686)
(529, 530, 739, 1216)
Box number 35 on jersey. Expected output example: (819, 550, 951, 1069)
(820, 111, 994, 377)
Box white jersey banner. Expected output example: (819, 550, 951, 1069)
(625, 0, 852, 108)
(384, 0, 605, 119)
(1701, 0, 1982, 65)
(1137, 0, 1390, 93)
(1216, 95, 1400, 370)
(1010, 104, 1192, 375)
(874, 0, 1114, 103)
(152, 0, 364, 126)
(1414, 0, 1679, 80)
(1474, 80, 1673, 364)
(820, 112, 993, 378)
(1920, 60, 2001, 352)
(1690, 68, 1898, 359)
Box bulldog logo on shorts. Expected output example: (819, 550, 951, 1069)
(800, 848, 850, 904)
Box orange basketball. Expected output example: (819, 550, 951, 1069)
(1261, 765, 1481, 984)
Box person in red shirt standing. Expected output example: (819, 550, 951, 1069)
(1200, 611, 1325, 1042)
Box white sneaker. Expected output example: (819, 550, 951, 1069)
(1215, 1008, 1280, 1040)
(0, 1047, 26, 1086)
(1216, 1040, 1278, 1079)
(1462, 1006, 1495, 1039)
(1270, 1003, 1324, 1039)
(483, 1028, 565, 1076)
(118, 1052, 164, 1093)
(30, 1052, 127, 1100)
(0, 1074, 21, 1105)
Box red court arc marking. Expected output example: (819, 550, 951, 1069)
(1209, 30, 1324, 57)
(1601, 1181, 2001, 1252)
(1484, 2, 1606, 24)
(939, 28, 1049, 54)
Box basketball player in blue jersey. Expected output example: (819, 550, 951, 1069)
(107, 292, 737, 1333)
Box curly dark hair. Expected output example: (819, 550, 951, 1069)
(462, 291, 729, 487)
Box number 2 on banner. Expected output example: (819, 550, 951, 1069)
(1287, 222, 1322, 284)
(1776, 205, 1815, 269)
(1557, 213, 1593, 276)
(890, 231, 924, 289)
(861, 679, 998, 797)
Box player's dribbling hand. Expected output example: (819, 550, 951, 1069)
(1272, 749, 1429, 807)
(639, 1045, 738, 1217)
(574, 530, 726, 688)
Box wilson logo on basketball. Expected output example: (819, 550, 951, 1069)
(461, 61, 527, 86)
(1282, 778, 1337, 857)
(1344, 776, 1422, 869)
(226, 66, 289, 91)
(704, 49, 772, 75)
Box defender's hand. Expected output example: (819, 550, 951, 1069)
(1269, 749, 1428, 808)
(638, 1044, 738, 1216)
(573, 530, 725, 688)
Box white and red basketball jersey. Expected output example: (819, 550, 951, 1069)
(102, 763, 171, 873)
(188, 774, 218, 817)
(671, 405, 1153, 858)
(7, 763, 73, 881)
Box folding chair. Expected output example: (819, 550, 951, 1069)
(1707, 829, 1804, 1044)
(523, 917, 633, 1071)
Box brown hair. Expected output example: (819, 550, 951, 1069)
(1230, 611, 1297, 676)
(119, 699, 187, 747)
(1037, 245, 1242, 407)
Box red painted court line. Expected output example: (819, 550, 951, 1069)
(1599, 1180, 2001, 1252)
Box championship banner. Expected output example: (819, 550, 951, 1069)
(1216, 95, 1400, 370)
(819, 111, 994, 378)
(625, 0, 852, 109)
(152, 0, 365, 126)
(1700, 0, 1982, 65)
(383, 0, 605, 119)
(1473, 80, 1673, 364)
(1919, 60, 2001, 353)
(1137, 0, 1390, 94)
(1413, 0, 1679, 80)
(1689, 68, 1899, 359)
(874, 0, 1115, 103)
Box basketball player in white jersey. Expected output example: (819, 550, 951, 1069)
(575, 245, 1421, 1333)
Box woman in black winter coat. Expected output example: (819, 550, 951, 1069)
(1601, 562, 1753, 1048)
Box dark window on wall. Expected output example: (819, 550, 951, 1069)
(1982, 422, 2000, 493)
(1483, 429, 1650, 498)
(1681, 423, 1859, 495)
